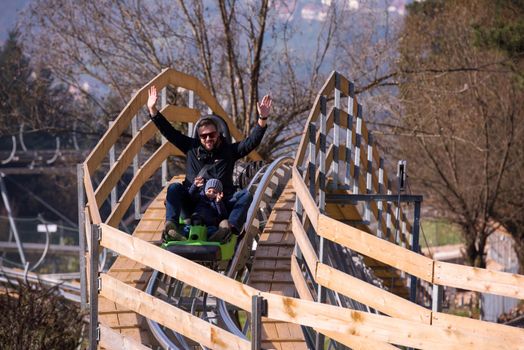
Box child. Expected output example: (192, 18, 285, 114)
(188, 177, 230, 242)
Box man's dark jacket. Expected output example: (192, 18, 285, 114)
(150, 111, 266, 196)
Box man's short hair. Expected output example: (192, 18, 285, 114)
(197, 118, 218, 132)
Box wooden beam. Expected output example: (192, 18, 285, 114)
(295, 72, 336, 167)
(98, 224, 519, 349)
(83, 164, 102, 224)
(105, 143, 183, 226)
(316, 263, 431, 324)
(432, 312, 524, 346)
(85, 68, 261, 180)
(161, 105, 200, 123)
(434, 261, 524, 299)
(100, 274, 250, 350)
(316, 214, 433, 282)
(290, 255, 400, 350)
(292, 167, 319, 228)
(99, 322, 150, 350)
(291, 212, 318, 274)
(85, 69, 171, 175)
(292, 209, 429, 323)
(95, 121, 158, 207)
(99, 223, 256, 311)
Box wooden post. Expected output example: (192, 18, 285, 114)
(132, 116, 141, 220)
(89, 224, 100, 350)
(353, 104, 362, 195)
(345, 81, 354, 188)
(377, 158, 385, 239)
(77, 164, 87, 310)
(333, 73, 341, 189)
(108, 121, 117, 210)
(251, 294, 267, 350)
(315, 95, 328, 350)
(308, 122, 316, 197)
(161, 87, 168, 187)
(365, 131, 373, 223)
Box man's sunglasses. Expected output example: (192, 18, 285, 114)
(199, 131, 218, 140)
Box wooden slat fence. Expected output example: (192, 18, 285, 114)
(292, 167, 524, 348)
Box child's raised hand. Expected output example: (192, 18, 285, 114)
(216, 192, 224, 202)
(194, 176, 205, 187)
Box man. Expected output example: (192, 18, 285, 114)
(147, 85, 271, 239)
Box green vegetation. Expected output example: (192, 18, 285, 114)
(420, 219, 463, 248)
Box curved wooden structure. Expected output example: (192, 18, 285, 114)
(82, 70, 524, 349)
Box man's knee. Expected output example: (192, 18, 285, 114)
(236, 189, 253, 205)
(167, 182, 185, 199)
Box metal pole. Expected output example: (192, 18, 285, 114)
(89, 224, 100, 349)
(410, 200, 422, 303)
(77, 164, 87, 310)
(0, 172, 26, 266)
(251, 294, 267, 350)
(432, 284, 443, 312)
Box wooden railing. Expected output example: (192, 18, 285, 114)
(83, 68, 262, 228)
(81, 69, 263, 348)
(294, 71, 413, 249)
(292, 166, 524, 348)
(93, 222, 523, 349)
(82, 69, 524, 349)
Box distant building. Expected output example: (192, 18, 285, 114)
(482, 226, 519, 322)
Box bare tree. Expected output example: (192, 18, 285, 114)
(20, 0, 405, 159)
(392, 0, 524, 267)
(20, 1, 325, 157)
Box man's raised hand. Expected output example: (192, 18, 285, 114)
(257, 94, 272, 119)
(147, 86, 158, 116)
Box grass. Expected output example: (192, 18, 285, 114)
(419, 219, 463, 248)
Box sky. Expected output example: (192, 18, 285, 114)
(0, 0, 30, 43)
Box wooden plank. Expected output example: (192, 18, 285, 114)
(290, 255, 314, 301)
(262, 291, 509, 350)
(83, 164, 102, 224)
(316, 263, 431, 324)
(99, 224, 256, 311)
(161, 105, 200, 123)
(294, 72, 336, 167)
(292, 167, 318, 228)
(291, 212, 318, 275)
(100, 274, 250, 350)
(95, 121, 157, 206)
(434, 261, 524, 299)
(317, 214, 433, 282)
(106, 143, 182, 226)
(85, 69, 171, 175)
(101, 224, 516, 349)
(432, 312, 524, 346)
(99, 322, 150, 350)
(290, 255, 403, 350)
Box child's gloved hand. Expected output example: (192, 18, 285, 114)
(194, 176, 205, 187)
